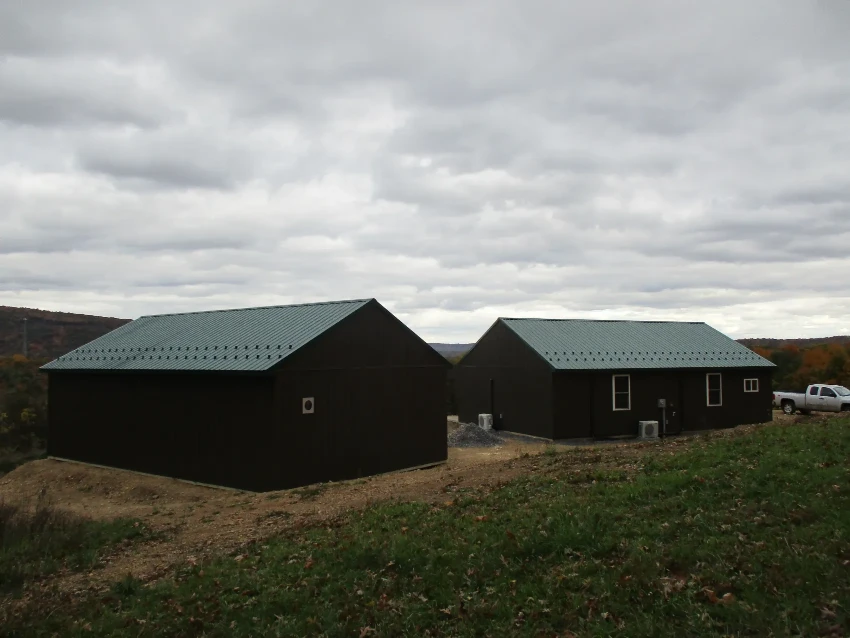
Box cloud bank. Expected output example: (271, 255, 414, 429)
(2, 1, 849, 341)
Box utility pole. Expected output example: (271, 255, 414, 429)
(23, 317, 28, 358)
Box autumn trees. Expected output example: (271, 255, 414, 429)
(753, 342, 850, 390)
(0, 355, 48, 453)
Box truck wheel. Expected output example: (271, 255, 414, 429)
(841, 404, 850, 412)
(782, 401, 796, 415)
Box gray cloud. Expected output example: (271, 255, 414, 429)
(0, 56, 178, 128)
(1, 1, 850, 341)
(79, 150, 237, 190)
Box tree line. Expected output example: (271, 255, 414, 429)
(0, 356, 48, 459)
(750, 342, 850, 391)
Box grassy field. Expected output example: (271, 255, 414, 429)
(0, 494, 149, 596)
(4, 418, 850, 637)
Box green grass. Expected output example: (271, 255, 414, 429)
(0, 493, 149, 596)
(7, 419, 850, 637)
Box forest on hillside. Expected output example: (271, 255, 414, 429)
(0, 307, 128, 468)
(0, 356, 48, 469)
(750, 341, 850, 391)
(0, 306, 129, 359)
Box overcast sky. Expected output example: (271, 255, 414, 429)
(1, 1, 849, 342)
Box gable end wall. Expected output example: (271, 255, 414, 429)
(456, 320, 554, 438)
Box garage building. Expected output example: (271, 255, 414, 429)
(42, 299, 448, 491)
(455, 318, 774, 439)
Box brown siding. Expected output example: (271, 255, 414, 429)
(270, 300, 448, 489)
(545, 368, 773, 440)
(679, 368, 774, 431)
(553, 373, 592, 439)
(270, 367, 446, 489)
(581, 368, 774, 437)
(455, 321, 554, 438)
(281, 299, 448, 371)
(584, 371, 685, 438)
(47, 372, 274, 491)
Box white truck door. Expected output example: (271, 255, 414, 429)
(807, 385, 820, 408)
(819, 386, 841, 411)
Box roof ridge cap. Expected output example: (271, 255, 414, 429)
(501, 317, 706, 325)
(138, 298, 372, 319)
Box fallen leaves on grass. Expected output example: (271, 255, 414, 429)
(659, 575, 687, 598)
(703, 588, 736, 605)
(820, 607, 837, 620)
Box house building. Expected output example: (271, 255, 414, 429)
(42, 299, 448, 491)
(455, 318, 774, 439)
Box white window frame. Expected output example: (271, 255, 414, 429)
(612, 374, 631, 411)
(706, 373, 723, 406)
(744, 378, 759, 393)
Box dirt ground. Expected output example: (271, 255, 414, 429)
(0, 424, 553, 597)
(0, 412, 811, 599)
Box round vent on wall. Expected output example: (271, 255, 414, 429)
(644, 422, 656, 437)
(302, 397, 315, 414)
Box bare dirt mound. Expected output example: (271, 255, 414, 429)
(0, 442, 543, 596)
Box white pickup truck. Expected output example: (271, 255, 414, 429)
(773, 384, 850, 415)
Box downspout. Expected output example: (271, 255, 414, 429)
(589, 375, 596, 438)
(489, 378, 495, 420)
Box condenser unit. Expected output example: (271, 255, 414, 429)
(638, 420, 659, 439)
(478, 414, 494, 430)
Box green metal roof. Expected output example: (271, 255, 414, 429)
(42, 299, 371, 373)
(501, 318, 775, 370)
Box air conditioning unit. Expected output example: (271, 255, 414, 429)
(638, 420, 659, 439)
(478, 414, 494, 430)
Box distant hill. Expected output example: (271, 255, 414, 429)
(429, 343, 475, 358)
(738, 336, 850, 349)
(0, 306, 130, 360)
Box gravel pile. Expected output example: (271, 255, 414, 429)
(447, 422, 504, 448)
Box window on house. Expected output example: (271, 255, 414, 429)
(744, 378, 759, 393)
(612, 374, 630, 411)
(707, 373, 722, 406)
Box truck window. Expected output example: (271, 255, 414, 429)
(809, 386, 819, 396)
(821, 387, 837, 398)
(835, 386, 850, 396)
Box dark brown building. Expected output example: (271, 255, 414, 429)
(455, 318, 775, 439)
(42, 299, 448, 491)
